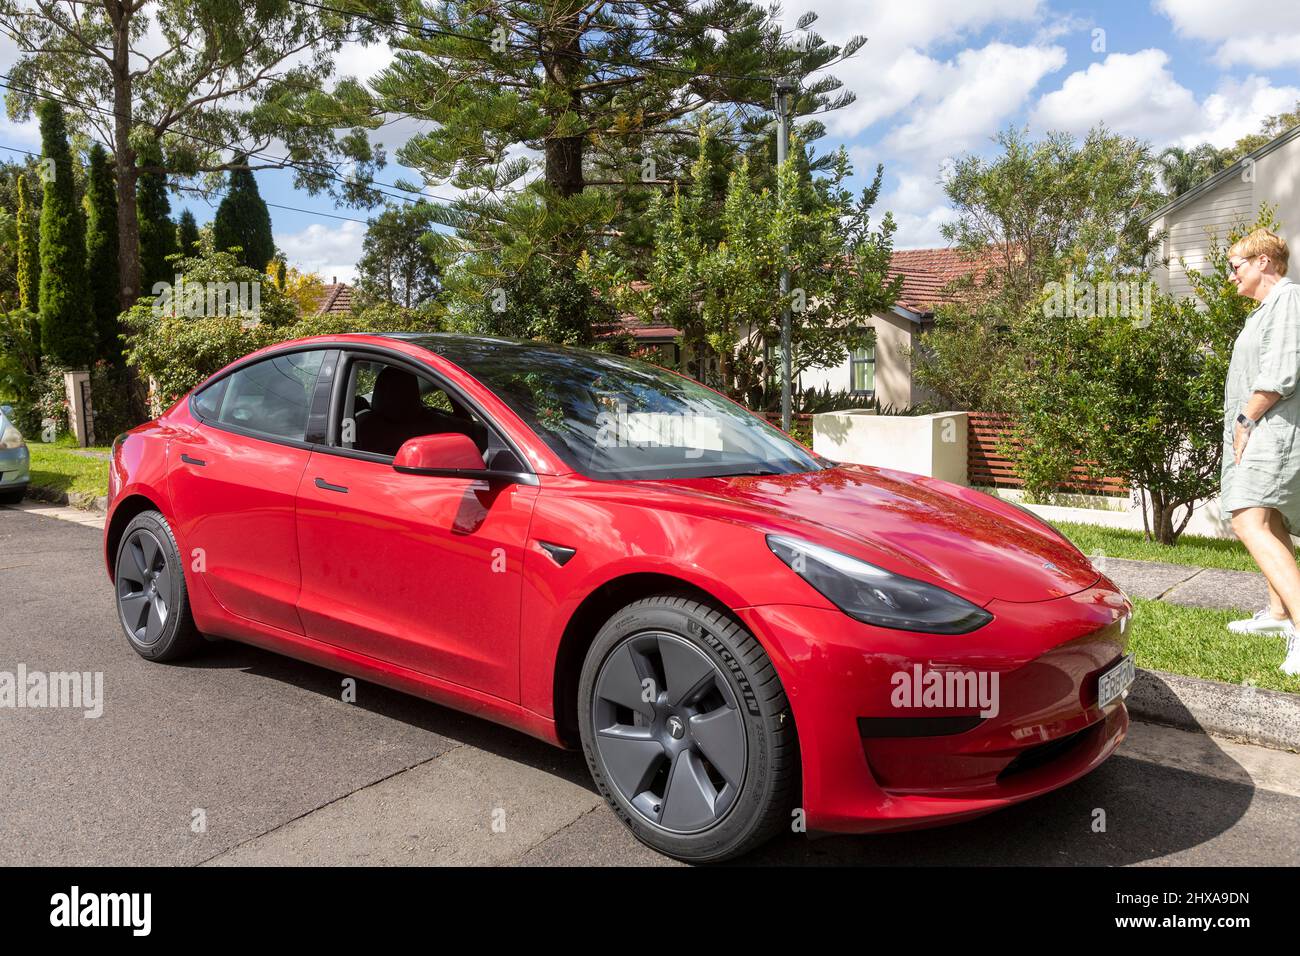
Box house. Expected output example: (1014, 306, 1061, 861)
(1148, 124, 1300, 297)
(315, 277, 355, 316)
(799, 247, 986, 409)
(612, 249, 986, 408)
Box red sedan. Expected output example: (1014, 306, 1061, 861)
(104, 333, 1134, 862)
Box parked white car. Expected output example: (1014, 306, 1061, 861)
(0, 404, 30, 504)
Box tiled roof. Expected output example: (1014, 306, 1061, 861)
(886, 247, 994, 316)
(316, 282, 354, 315)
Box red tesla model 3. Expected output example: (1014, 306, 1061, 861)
(104, 333, 1134, 861)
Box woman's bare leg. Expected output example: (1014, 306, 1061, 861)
(1262, 509, 1293, 619)
(1232, 507, 1300, 625)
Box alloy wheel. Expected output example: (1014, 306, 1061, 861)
(591, 631, 748, 833)
(116, 528, 173, 647)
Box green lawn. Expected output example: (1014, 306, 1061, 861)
(1128, 597, 1299, 693)
(1054, 520, 1259, 572)
(26, 438, 111, 500)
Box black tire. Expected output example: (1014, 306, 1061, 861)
(0, 488, 23, 505)
(113, 510, 204, 661)
(578, 594, 799, 863)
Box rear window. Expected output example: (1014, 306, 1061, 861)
(195, 351, 325, 443)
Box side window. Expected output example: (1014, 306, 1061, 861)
(192, 377, 228, 421)
(209, 351, 326, 442)
(338, 357, 491, 459)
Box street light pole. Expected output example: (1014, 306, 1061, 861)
(774, 76, 797, 432)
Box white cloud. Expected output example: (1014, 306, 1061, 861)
(1031, 50, 1300, 149)
(1155, 0, 1300, 68)
(790, 0, 1043, 52)
(1154, 0, 1300, 39)
(879, 169, 958, 248)
(276, 219, 366, 285)
(1030, 50, 1199, 139)
(883, 43, 1066, 154)
(1183, 75, 1300, 148)
(1213, 35, 1300, 70)
(334, 39, 395, 81)
(782, 0, 1049, 138)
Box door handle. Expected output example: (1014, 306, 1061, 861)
(314, 477, 349, 494)
(180, 453, 206, 466)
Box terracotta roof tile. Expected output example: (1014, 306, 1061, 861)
(886, 247, 995, 314)
(316, 282, 354, 315)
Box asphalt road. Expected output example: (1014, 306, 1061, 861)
(2, 504, 1298, 867)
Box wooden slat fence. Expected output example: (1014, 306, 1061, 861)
(967, 412, 1127, 495)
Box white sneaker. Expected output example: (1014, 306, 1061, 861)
(1282, 626, 1300, 676)
(1228, 609, 1292, 634)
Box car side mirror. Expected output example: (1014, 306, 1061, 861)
(392, 433, 535, 485)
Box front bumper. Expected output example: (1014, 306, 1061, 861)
(736, 582, 1132, 834)
(0, 445, 30, 492)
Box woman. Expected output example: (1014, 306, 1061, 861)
(1221, 228, 1300, 675)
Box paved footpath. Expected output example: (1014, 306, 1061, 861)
(1101, 557, 1272, 614)
(3, 502, 1298, 866)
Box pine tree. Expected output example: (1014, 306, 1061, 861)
(85, 143, 121, 363)
(372, 2, 863, 341)
(37, 99, 91, 367)
(136, 139, 175, 297)
(212, 155, 275, 272)
(177, 209, 200, 255)
(16, 172, 40, 312)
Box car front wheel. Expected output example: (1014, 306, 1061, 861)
(578, 594, 799, 862)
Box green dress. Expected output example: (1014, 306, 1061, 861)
(1221, 276, 1300, 529)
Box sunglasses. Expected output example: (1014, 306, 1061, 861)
(1228, 255, 1256, 277)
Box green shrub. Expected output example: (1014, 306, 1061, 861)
(123, 248, 446, 410)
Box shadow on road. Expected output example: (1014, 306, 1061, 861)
(182, 641, 1259, 866)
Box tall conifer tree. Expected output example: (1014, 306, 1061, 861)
(37, 99, 91, 367)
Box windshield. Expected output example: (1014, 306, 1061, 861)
(408, 336, 824, 480)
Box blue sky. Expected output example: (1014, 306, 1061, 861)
(4, 0, 1300, 282)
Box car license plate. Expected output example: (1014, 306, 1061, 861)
(1098, 654, 1136, 708)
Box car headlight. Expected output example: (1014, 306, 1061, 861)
(0, 419, 23, 450)
(766, 534, 993, 634)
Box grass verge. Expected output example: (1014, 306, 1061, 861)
(1055, 520, 1259, 572)
(25, 439, 111, 500)
(1129, 597, 1299, 693)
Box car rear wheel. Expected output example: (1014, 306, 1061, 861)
(578, 594, 799, 862)
(113, 510, 203, 662)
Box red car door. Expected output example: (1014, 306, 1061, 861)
(293, 355, 537, 702)
(167, 349, 334, 635)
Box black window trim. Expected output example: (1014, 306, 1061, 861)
(313, 344, 538, 483)
(188, 345, 337, 452)
(191, 342, 538, 482)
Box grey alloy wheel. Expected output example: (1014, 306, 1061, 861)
(115, 526, 174, 647)
(590, 630, 748, 834)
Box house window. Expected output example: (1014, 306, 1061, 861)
(850, 345, 875, 395)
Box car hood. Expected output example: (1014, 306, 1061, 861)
(654, 464, 1101, 605)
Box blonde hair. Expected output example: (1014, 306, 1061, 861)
(1229, 228, 1290, 277)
